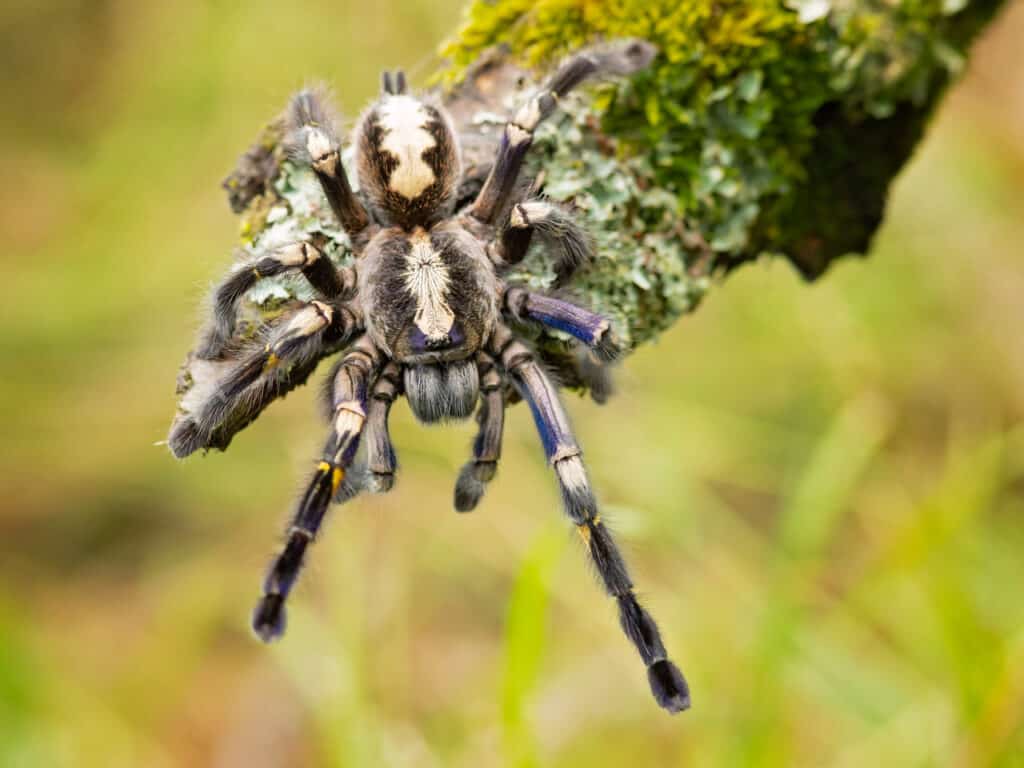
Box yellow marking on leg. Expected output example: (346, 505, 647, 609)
(576, 521, 592, 545)
(252, 267, 262, 278)
(263, 352, 280, 372)
(592, 514, 602, 527)
(317, 461, 332, 472)
(331, 467, 345, 494)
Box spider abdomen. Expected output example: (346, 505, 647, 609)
(404, 360, 479, 423)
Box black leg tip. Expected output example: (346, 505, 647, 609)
(454, 464, 487, 513)
(367, 472, 395, 494)
(594, 329, 623, 363)
(597, 39, 658, 75)
(648, 660, 691, 714)
(252, 595, 286, 642)
(589, 385, 611, 405)
(168, 419, 203, 458)
(454, 482, 483, 513)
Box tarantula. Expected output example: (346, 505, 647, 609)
(168, 41, 690, 714)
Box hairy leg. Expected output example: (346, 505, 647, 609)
(363, 362, 402, 493)
(198, 241, 357, 360)
(287, 89, 372, 242)
(318, 360, 400, 497)
(503, 286, 620, 361)
(169, 300, 362, 458)
(573, 347, 615, 405)
(252, 337, 380, 641)
(490, 325, 690, 713)
(469, 40, 656, 225)
(490, 200, 593, 286)
(454, 352, 505, 512)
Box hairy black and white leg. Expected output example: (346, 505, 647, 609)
(363, 362, 402, 493)
(490, 201, 594, 286)
(252, 338, 380, 641)
(503, 286, 620, 362)
(198, 241, 357, 359)
(317, 359, 397, 498)
(469, 40, 656, 225)
(169, 301, 362, 458)
(491, 326, 689, 713)
(287, 89, 372, 241)
(454, 352, 505, 512)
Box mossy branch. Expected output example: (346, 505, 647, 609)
(195, 0, 1004, 421)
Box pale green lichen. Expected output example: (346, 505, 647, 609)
(506, 101, 712, 350)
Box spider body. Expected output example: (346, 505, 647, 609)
(361, 216, 500, 421)
(169, 40, 691, 714)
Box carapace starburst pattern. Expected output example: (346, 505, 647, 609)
(169, 40, 690, 714)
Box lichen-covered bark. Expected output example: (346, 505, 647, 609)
(443, 0, 1007, 273)
(197, 0, 1004, 416)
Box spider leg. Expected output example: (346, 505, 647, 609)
(573, 347, 615, 405)
(198, 241, 357, 360)
(363, 362, 402, 493)
(317, 360, 400, 497)
(503, 286, 620, 362)
(252, 337, 380, 641)
(454, 352, 505, 512)
(168, 300, 362, 458)
(287, 89, 372, 241)
(469, 40, 656, 225)
(490, 200, 593, 286)
(490, 325, 690, 714)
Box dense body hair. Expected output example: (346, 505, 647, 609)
(355, 95, 461, 229)
(358, 222, 499, 363)
(403, 360, 479, 423)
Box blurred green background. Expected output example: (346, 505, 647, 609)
(3, 1, 1024, 766)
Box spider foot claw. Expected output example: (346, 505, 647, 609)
(252, 594, 287, 642)
(648, 659, 691, 714)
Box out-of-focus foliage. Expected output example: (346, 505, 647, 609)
(2, 1, 1024, 767)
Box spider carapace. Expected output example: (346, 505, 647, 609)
(169, 41, 690, 714)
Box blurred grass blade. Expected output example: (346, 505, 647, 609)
(0, 603, 47, 768)
(880, 426, 1010, 574)
(780, 394, 891, 560)
(501, 528, 565, 768)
